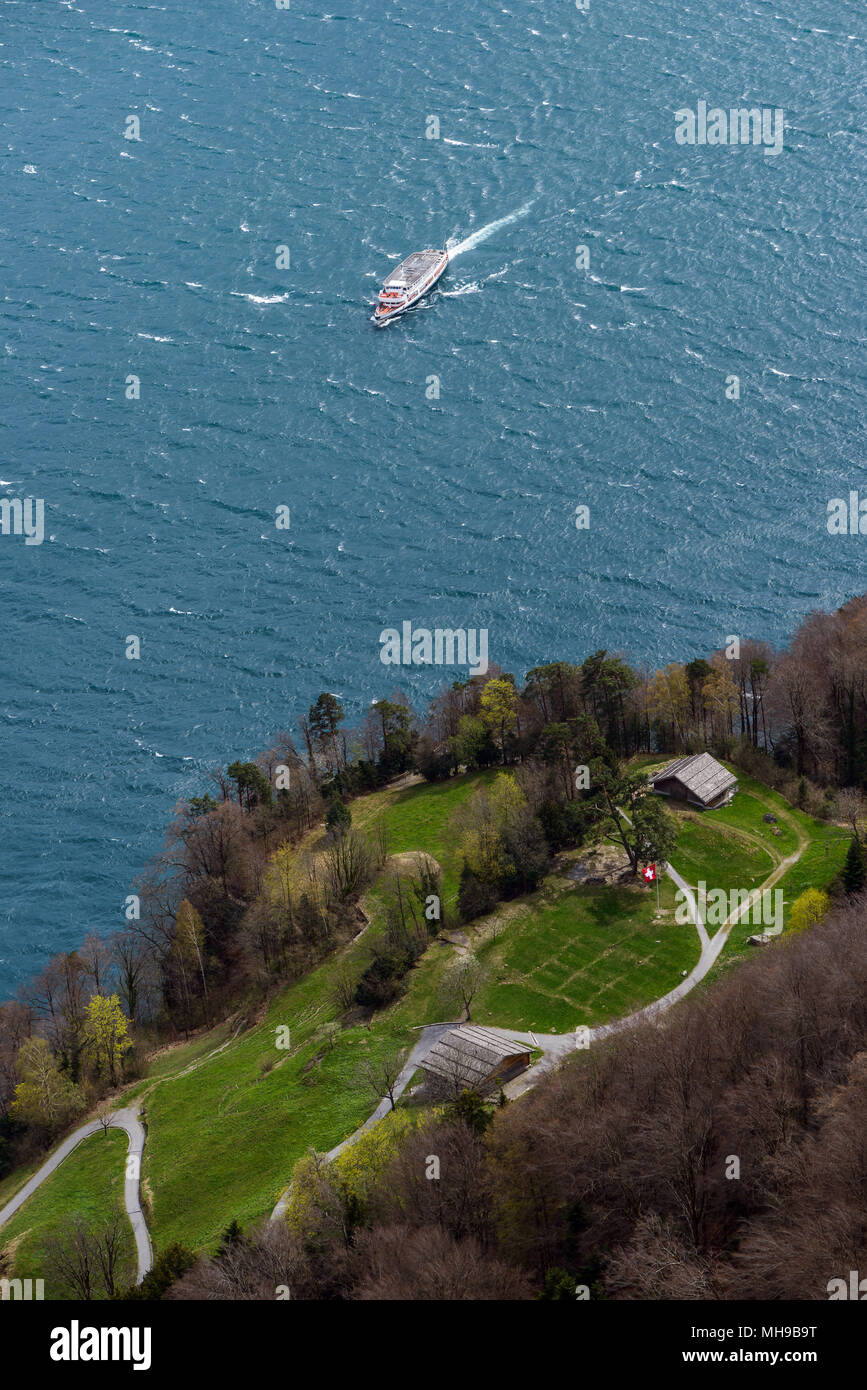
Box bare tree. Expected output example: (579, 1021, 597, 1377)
(836, 787, 863, 841)
(93, 1212, 127, 1298)
(168, 1220, 325, 1301)
(95, 1103, 114, 1138)
(324, 829, 373, 901)
(109, 931, 153, 1024)
(46, 1218, 98, 1300)
(0, 1001, 31, 1119)
(79, 933, 112, 997)
(353, 1224, 530, 1301)
(358, 1049, 407, 1113)
(47, 1214, 128, 1300)
(439, 954, 487, 1022)
(332, 963, 359, 1013)
(605, 1212, 722, 1299)
(370, 817, 388, 869)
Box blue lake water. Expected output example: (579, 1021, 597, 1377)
(1, 0, 865, 996)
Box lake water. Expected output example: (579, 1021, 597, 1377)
(1, 0, 864, 995)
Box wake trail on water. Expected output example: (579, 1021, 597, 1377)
(446, 200, 536, 260)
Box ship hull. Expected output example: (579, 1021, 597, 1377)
(373, 249, 449, 326)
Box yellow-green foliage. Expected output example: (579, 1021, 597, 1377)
(332, 1108, 419, 1205)
(286, 1109, 420, 1238)
(488, 772, 526, 829)
(83, 994, 132, 1082)
(788, 887, 830, 934)
(12, 1038, 86, 1129)
(459, 821, 513, 884)
(479, 678, 518, 742)
(285, 1152, 343, 1242)
(457, 772, 527, 884)
(265, 842, 326, 914)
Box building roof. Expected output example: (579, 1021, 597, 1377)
(651, 752, 737, 806)
(421, 1025, 528, 1086)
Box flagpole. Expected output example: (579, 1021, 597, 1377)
(656, 870, 660, 914)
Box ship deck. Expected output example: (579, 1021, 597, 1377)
(386, 249, 445, 285)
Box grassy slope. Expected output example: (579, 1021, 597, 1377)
(0, 1130, 135, 1297)
(141, 924, 463, 1253)
(692, 773, 849, 975)
(141, 772, 492, 1253)
(0, 1154, 44, 1214)
(354, 770, 497, 905)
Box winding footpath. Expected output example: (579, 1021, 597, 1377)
(1, 799, 808, 1249)
(273, 815, 808, 1210)
(0, 1106, 152, 1284)
(270, 1022, 455, 1221)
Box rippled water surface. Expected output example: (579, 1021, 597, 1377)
(1, 0, 865, 994)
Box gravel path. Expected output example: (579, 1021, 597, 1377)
(0, 1106, 151, 1285)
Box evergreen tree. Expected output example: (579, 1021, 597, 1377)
(227, 760, 273, 811)
(218, 1219, 245, 1253)
(121, 1244, 196, 1300)
(325, 795, 351, 836)
(309, 693, 345, 777)
(457, 861, 498, 922)
(538, 1266, 580, 1300)
(842, 834, 866, 895)
(448, 1089, 492, 1137)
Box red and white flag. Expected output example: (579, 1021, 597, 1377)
(643, 863, 656, 882)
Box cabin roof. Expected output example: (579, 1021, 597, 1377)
(651, 752, 737, 805)
(421, 1025, 528, 1085)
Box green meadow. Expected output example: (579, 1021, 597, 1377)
(0, 1130, 135, 1299)
(471, 873, 697, 1031)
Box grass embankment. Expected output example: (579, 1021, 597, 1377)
(0, 1154, 44, 1214)
(668, 786, 782, 893)
(0, 1130, 135, 1298)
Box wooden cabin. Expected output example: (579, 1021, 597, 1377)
(421, 1025, 531, 1095)
(650, 753, 737, 810)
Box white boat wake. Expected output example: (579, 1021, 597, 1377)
(440, 280, 482, 297)
(446, 200, 535, 260)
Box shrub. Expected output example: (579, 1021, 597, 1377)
(353, 942, 422, 1009)
(325, 796, 351, 835)
(121, 1243, 196, 1300)
(788, 887, 830, 934)
(457, 863, 499, 923)
(842, 835, 865, 895)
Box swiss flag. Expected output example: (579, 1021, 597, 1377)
(643, 863, 656, 882)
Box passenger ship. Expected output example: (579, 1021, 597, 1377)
(373, 248, 449, 326)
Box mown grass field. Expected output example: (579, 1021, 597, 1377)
(470, 870, 697, 1031)
(670, 813, 774, 893)
(0, 1130, 135, 1298)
